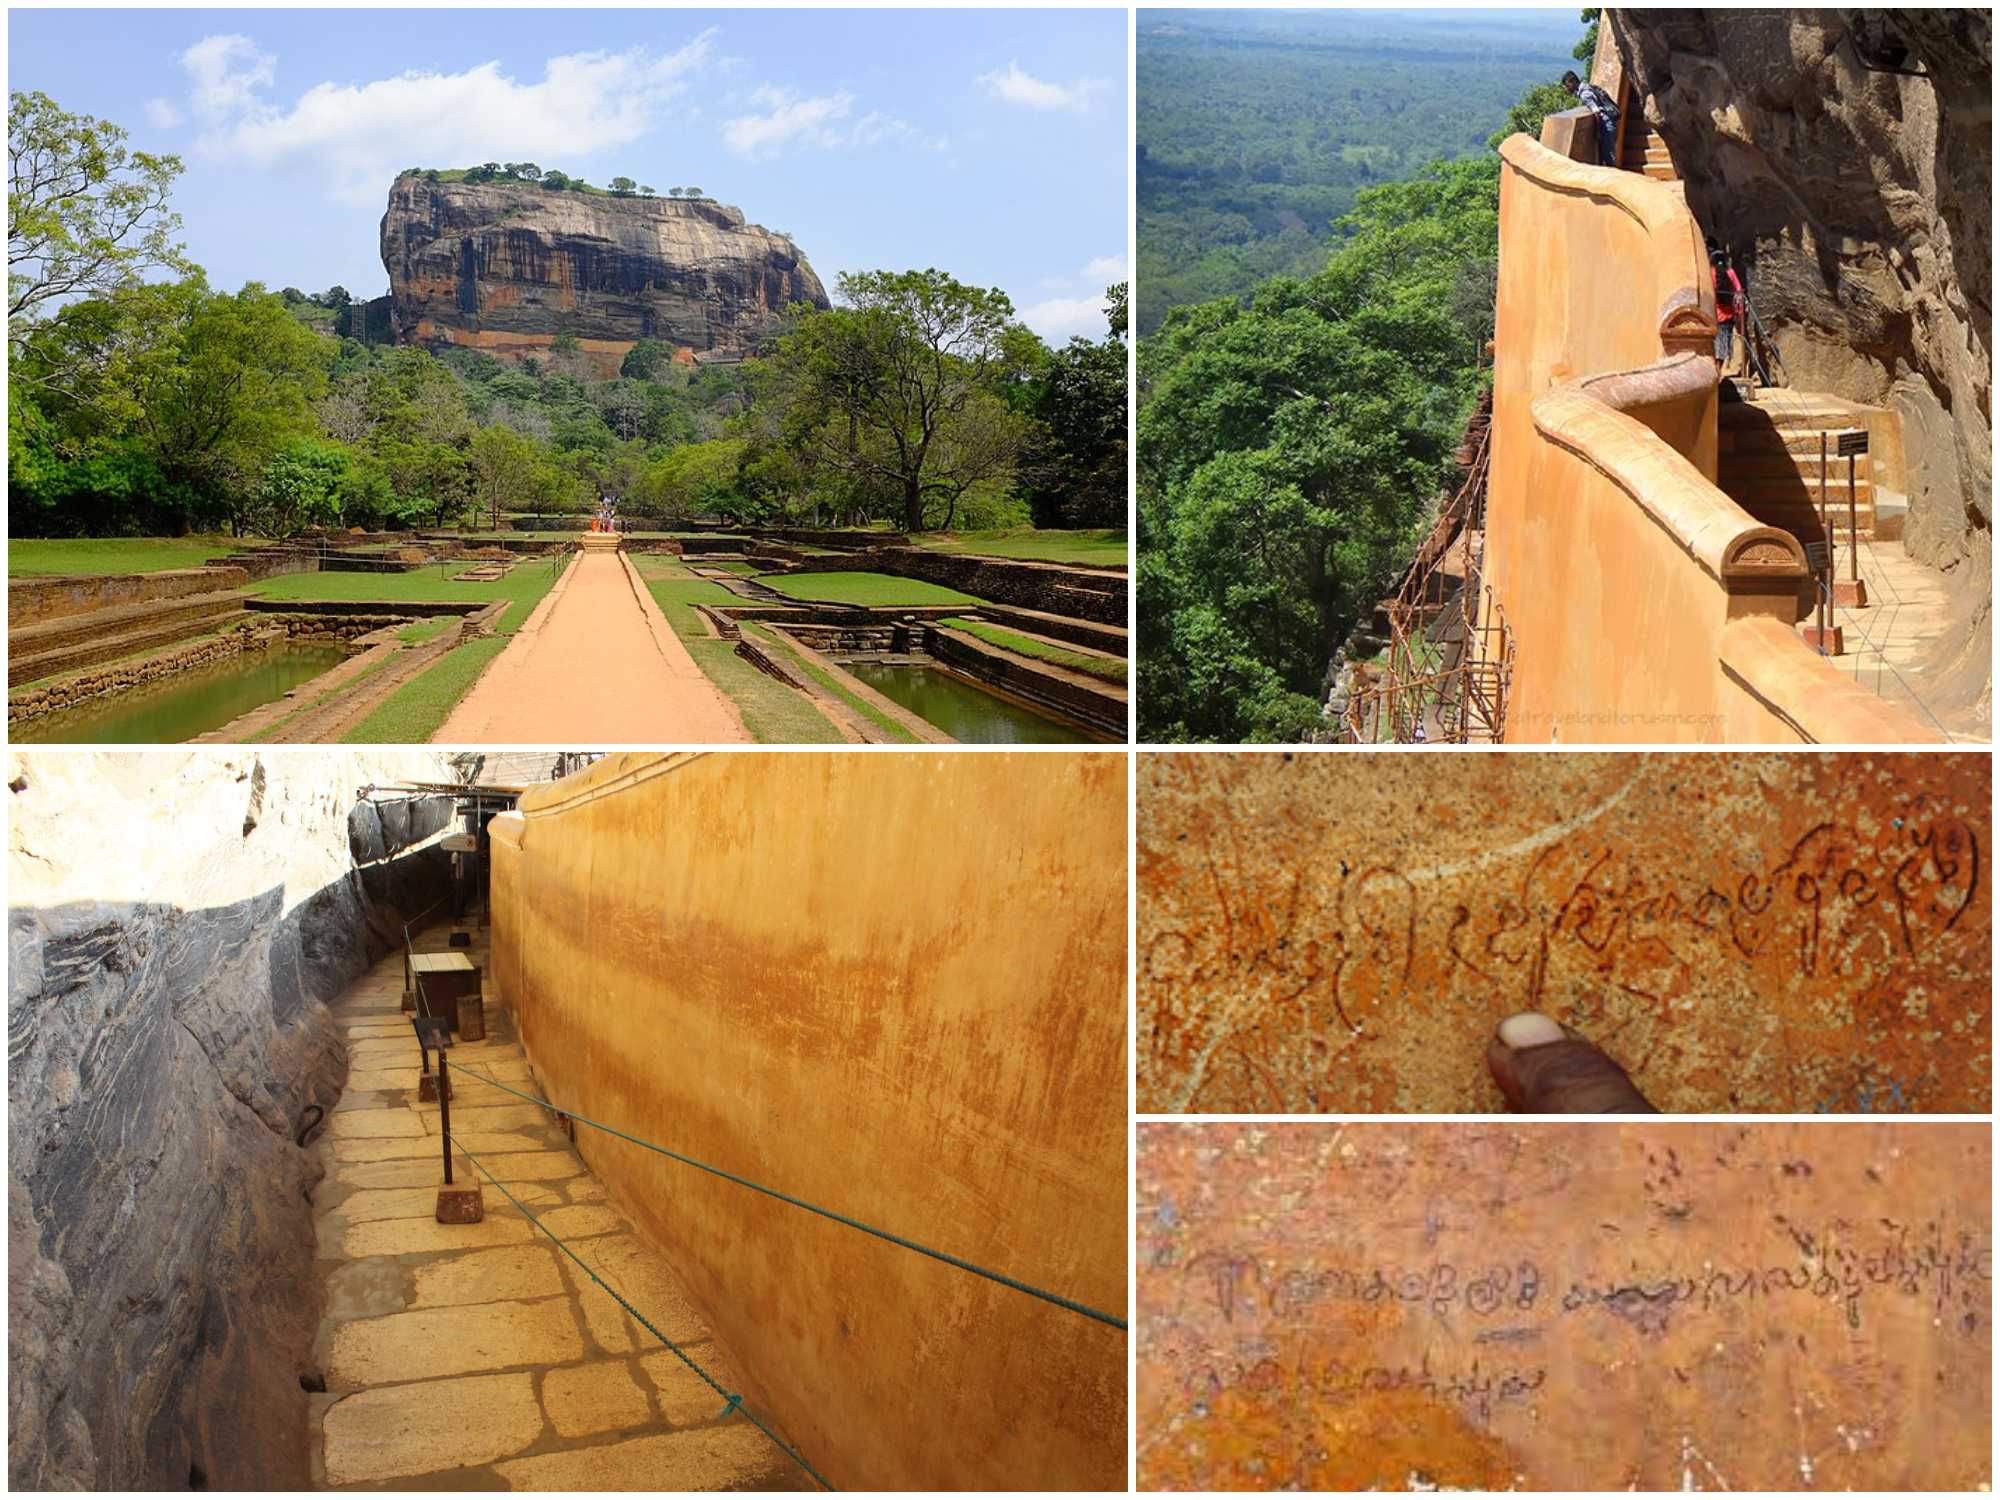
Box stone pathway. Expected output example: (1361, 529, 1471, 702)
(434, 544, 749, 743)
(307, 924, 805, 1490)
(1822, 535, 1985, 741)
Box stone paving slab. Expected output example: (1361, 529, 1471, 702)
(543, 1360, 654, 1438)
(322, 1372, 545, 1486)
(313, 927, 802, 1491)
(408, 1245, 567, 1309)
(489, 1426, 793, 1490)
(329, 1295, 585, 1385)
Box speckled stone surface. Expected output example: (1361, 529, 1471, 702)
(1136, 1121, 1991, 1492)
(1138, 752, 1987, 1113)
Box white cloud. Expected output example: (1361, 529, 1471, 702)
(976, 60, 1106, 113)
(721, 85, 944, 160)
(1020, 291, 1112, 343)
(181, 31, 716, 205)
(1083, 254, 1128, 281)
(144, 98, 186, 129)
(180, 34, 275, 121)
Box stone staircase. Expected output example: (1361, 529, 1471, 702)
(1620, 117, 1677, 181)
(1718, 391, 1878, 550)
(10, 589, 253, 688)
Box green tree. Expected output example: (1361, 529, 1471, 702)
(620, 338, 673, 380)
(764, 268, 1035, 531)
(1016, 282, 1129, 528)
(92, 278, 333, 530)
(609, 176, 636, 196)
(8, 91, 189, 340)
(247, 438, 347, 536)
(470, 422, 534, 530)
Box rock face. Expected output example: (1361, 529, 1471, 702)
(379, 175, 830, 376)
(7, 752, 456, 1489)
(1610, 8, 1992, 714)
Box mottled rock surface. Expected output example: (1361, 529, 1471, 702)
(380, 176, 829, 376)
(1612, 8, 1992, 713)
(6, 752, 455, 1489)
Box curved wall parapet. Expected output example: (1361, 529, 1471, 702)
(1489, 132, 1941, 743)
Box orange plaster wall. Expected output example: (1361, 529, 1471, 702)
(1488, 135, 1936, 744)
(487, 751, 1128, 1491)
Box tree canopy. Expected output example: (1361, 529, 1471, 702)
(1137, 17, 1592, 742)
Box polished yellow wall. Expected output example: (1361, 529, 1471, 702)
(489, 751, 1128, 1490)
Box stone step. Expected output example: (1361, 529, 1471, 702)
(1727, 392, 1859, 426)
(11, 606, 255, 688)
(1718, 425, 1871, 453)
(1723, 454, 1875, 484)
(13, 588, 249, 654)
(1638, 163, 1679, 181)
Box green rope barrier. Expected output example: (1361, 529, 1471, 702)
(446, 1132, 836, 1492)
(450, 1062, 1128, 1332)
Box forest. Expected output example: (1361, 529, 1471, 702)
(1138, 11, 1592, 742)
(8, 91, 1126, 541)
(1137, 8, 1583, 336)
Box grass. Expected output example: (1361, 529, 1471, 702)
(683, 638, 842, 743)
(910, 528, 1127, 567)
(692, 559, 760, 576)
(742, 623, 919, 743)
(755, 571, 979, 608)
(940, 618, 1128, 684)
(397, 617, 456, 645)
(9, 536, 262, 576)
(248, 557, 562, 634)
(645, 578, 744, 637)
(343, 637, 510, 743)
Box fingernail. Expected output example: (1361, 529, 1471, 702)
(1496, 1011, 1566, 1050)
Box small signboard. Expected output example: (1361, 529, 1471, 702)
(412, 1014, 453, 1051)
(442, 832, 477, 852)
(1805, 541, 1831, 574)
(1837, 430, 1869, 457)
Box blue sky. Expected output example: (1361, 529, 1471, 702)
(9, 8, 1130, 341)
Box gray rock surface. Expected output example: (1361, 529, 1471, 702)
(7, 752, 455, 1488)
(1614, 8, 1991, 714)
(380, 175, 830, 374)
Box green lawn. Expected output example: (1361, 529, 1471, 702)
(684, 638, 842, 743)
(940, 618, 1129, 684)
(9, 536, 261, 576)
(755, 571, 978, 608)
(742, 623, 919, 743)
(911, 528, 1127, 567)
(396, 617, 456, 645)
(342, 638, 511, 743)
(248, 557, 562, 634)
(644, 578, 743, 637)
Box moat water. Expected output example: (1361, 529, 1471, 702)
(843, 661, 1092, 743)
(15, 643, 349, 744)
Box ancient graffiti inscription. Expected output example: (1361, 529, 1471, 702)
(1142, 802, 1983, 1110)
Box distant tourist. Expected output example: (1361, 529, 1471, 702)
(1708, 238, 1746, 377)
(1562, 70, 1620, 167)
